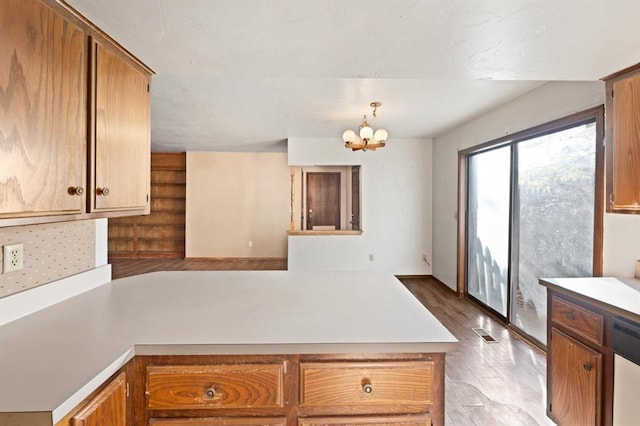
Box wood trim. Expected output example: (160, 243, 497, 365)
(395, 275, 432, 280)
(456, 150, 467, 296)
(593, 106, 605, 275)
(601, 62, 640, 81)
(287, 230, 363, 236)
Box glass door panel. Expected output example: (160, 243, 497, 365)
(467, 146, 511, 317)
(512, 123, 596, 344)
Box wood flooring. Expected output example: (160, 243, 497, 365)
(402, 278, 555, 426)
(109, 259, 554, 425)
(110, 257, 287, 279)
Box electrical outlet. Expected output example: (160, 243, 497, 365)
(248, 241, 253, 247)
(369, 254, 374, 262)
(3, 243, 24, 273)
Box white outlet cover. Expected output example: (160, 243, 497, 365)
(3, 243, 24, 273)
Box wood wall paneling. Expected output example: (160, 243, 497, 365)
(108, 153, 186, 258)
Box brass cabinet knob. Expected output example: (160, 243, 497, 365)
(583, 363, 592, 372)
(97, 187, 110, 196)
(68, 186, 84, 196)
(205, 386, 216, 398)
(362, 382, 373, 394)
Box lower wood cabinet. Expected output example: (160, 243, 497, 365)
(549, 328, 602, 426)
(298, 361, 432, 415)
(149, 418, 286, 425)
(67, 372, 127, 426)
(135, 354, 444, 426)
(146, 363, 285, 411)
(546, 291, 606, 426)
(297, 414, 432, 425)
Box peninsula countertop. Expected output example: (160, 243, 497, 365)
(0, 270, 458, 424)
(539, 276, 640, 322)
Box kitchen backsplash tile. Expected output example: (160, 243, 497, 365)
(0, 220, 95, 298)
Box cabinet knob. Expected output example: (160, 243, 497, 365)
(68, 186, 84, 196)
(205, 386, 216, 398)
(583, 363, 592, 372)
(566, 312, 574, 320)
(97, 187, 110, 196)
(362, 382, 373, 394)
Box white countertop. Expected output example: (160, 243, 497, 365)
(540, 276, 640, 322)
(0, 270, 458, 423)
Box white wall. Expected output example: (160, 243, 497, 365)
(288, 138, 432, 275)
(433, 81, 640, 290)
(186, 152, 290, 258)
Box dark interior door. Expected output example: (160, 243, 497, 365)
(306, 172, 341, 230)
(351, 166, 360, 230)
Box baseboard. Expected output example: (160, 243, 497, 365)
(185, 257, 288, 261)
(395, 274, 432, 280)
(430, 276, 458, 295)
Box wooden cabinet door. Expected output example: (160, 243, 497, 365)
(93, 41, 150, 212)
(0, 0, 87, 218)
(610, 72, 640, 211)
(549, 328, 602, 426)
(71, 372, 126, 426)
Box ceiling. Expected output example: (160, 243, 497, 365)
(66, 0, 640, 152)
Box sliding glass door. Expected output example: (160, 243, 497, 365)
(467, 146, 511, 317)
(511, 123, 596, 343)
(465, 110, 601, 345)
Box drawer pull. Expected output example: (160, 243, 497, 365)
(362, 382, 373, 394)
(566, 312, 575, 320)
(68, 186, 84, 196)
(205, 386, 216, 398)
(97, 187, 110, 196)
(583, 363, 592, 372)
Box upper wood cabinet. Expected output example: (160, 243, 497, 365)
(604, 64, 640, 213)
(0, 0, 152, 227)
(0, 0, 87, 219)
(91, 41, 151, 213)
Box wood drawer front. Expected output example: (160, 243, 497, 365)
(551, 296, 604, 346)
(298, 414, 432, 425)
(146, 364, 285, 410)
(149, 417, 286, 425)
(299, 361, 432, 408)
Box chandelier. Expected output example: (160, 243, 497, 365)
(342, 101, 388, 151)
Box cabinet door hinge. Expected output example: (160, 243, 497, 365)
(126, 382, 130, 398)
(146, 194, 149, 203)
(147, 83, 150, 92)
(611, 89, 614, 98)
(549, 403, 552, 412)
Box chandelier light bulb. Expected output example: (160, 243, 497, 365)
(374, 128, 388, 143)
(359, 124, 373, 140)
(342, 130, 357, 143)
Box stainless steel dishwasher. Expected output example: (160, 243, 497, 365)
(611, 317, 640, 426)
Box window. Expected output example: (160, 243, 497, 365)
(289, 166, 361, 234)
(458, 107, 604, 346)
